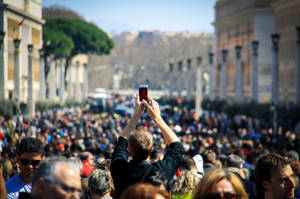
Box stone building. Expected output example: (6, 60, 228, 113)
(0, 0, 44, 102)
(214, 0, 300, 103)
(272, 0, 300, 102)
(213, 0, 275, 102)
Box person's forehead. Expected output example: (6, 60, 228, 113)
(55, 165, 81, 187)
(213, 178, 236, 193)
(19, 152, 42, 159)
(272, 165, 293, 178)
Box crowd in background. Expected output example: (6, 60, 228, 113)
(0, 94, 299, 199)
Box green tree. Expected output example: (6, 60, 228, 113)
(43, 18, 114, 80)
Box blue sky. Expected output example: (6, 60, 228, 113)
(43, 0, 217, 33)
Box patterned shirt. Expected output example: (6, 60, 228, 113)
(6, 173, 32, 199)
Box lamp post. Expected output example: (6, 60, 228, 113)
(59, 59, 65, 102)
(76, 61, 80, 101)
(235, 45, 243, 102)
(221, 49, 228, 100)
(187, 59, 192, 100)
(0, 31, 5, 99)
(271, 34, 280, 104)
(178, 60, 183, 97)
(169, 63, 174, 98)
(252, 41, 259, 102)
(83, 63, 88, 100)
(13, 39, 21, 101)
(27, 44, 35, 116)
(49, 54, 56, 100)
(296, 27, 300, 104)
(209, 52, 214, 100)
(195, 56, 202, 119)
(67, 62, 73, 99)
(39, 49, 46, 101)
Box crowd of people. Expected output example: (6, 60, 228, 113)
(0, 94, 299, 199)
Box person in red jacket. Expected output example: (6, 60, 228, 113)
(80, 152, 95, 177)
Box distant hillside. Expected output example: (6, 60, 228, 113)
(88, 31, 213, 91)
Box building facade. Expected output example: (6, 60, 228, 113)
(0, 0, 43, 101)
(214, 0, 300, 103)
(214, 0, 275, 102)
(272, 0, 300, 102)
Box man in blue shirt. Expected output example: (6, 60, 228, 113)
(6, 137, 43, 199)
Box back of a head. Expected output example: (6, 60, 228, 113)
(128, 127, 153, 160)
(32, 156, 81, 187)
(120, 183, 170, 199)
(172, 170, 199, 195)
(17, 137, 44, 156)
(286, 150, 299, 162)
(226, 154, 243, 169)
(88, 169, 112, 197)
(193, 169, 248, 199)
(254, 153, 290, 192)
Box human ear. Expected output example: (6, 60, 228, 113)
(262, 180, 271, 190)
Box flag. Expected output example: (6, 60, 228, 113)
(18, 18, 25, 27)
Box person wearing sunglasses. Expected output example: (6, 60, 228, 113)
(6, 137, 44, 199)
(193, 169, 248, 199)
(31, 156, 82, 199)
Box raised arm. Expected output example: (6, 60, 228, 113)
(119, 96, 145, 139)
(143, 97, 180, 145)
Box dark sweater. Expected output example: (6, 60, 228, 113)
(110, 137, 184, 197)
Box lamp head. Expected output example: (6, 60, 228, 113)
(27, 44, 33, 53)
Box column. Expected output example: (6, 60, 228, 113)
(209, 52, 214, 100)
(221, 49, 228, 100)
(235, 45, 243, 102)
(13, 39, 21, 101)
(252, 41, 259, 102)
(39, 49, 46, 101)
(76, 61, 80, 101)
(296, 27, 300, 104)
(169, 63, 174, 98)
(27, 44, 34, 116)
(68, 63, 73, 98)
(195, 56, 203, 119)
(0, 31, 5, 99)
(271, 34, 280, 104)
(83, 63, 88, 99)
(59, 60, 65, 102)
(177, 61, 183, 97)
(49, 55, 56, 100)
(187, 59, 192, 100)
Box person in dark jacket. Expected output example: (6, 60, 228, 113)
(225, 154, 257, 199)
(110, 96, 184, 197)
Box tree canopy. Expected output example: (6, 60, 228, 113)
(43, 17, 114, 77)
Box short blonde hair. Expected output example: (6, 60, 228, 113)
(193, 169, 248, 199)
(128, 126, 153, 160)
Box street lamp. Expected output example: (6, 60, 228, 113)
(208, 52, 214, 65)
(252, 41, 259, 55)
(296, 27, 300, 103)
(235, 45, 242, 102)
(271, 34, 280, 104)
(13, 39, 21, 49)
(0, 31, 5, 99)
(0, 31, 5, 45)
(197, 56, 202, 66)
(187, 59, 192, 70)
(271, 34, 280, 49)
(221, 49, 228, 100)
(252, 40, 259, 102)
(28, 44, 33, 53)
(169, 63, 174, 98)
(27, 44, 34, 116)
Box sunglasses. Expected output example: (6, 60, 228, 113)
(204, 192, 241, 199)
(19, 159, 41, 167)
